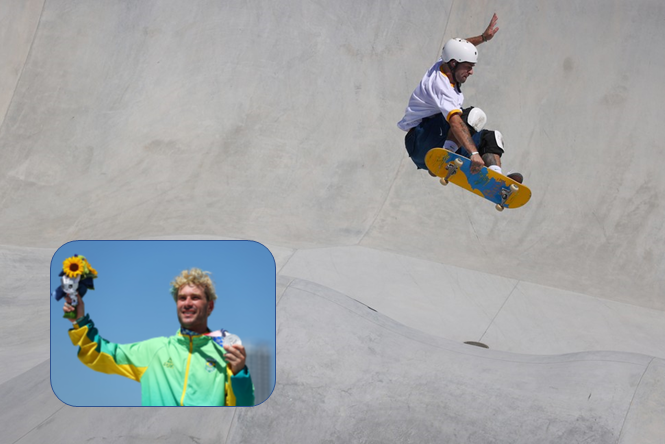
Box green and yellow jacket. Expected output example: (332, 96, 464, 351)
(68, 314, 255, 406)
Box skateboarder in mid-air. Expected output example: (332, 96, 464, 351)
(397, 13, 523, 183)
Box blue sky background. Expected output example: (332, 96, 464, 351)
(50, 240, 276, 406)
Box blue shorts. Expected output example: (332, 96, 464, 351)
(404, 114, 450, 170)
(404, 114, 497, 170)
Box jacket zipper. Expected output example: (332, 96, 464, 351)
(179, 336, 194, 406)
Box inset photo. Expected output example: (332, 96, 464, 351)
(50, 240, 276, 407)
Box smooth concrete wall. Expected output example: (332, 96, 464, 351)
(1, 0, 664, 308)
(0, 0, 43, 127)
(1, 0, 665, 443)
(1, 1, 663, 311)
(0, 245, 53, 385)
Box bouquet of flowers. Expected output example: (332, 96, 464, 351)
(51, 255, 98, 319)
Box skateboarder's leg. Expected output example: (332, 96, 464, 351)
(482, 153, 502, 169)
(404, 113, 450, 170)
(475, 130, 504, 170)
(474, 130, 523, 183)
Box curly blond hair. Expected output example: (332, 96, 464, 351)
(170, 268, 217, 302)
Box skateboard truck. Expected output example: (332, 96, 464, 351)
(439, 158, 464, 186)
(495, 184, 520, 212)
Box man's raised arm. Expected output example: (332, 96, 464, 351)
(465, 13, 499, 46)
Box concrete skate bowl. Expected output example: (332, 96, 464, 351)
(1, 1, 664, 443)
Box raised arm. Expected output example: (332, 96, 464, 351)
(68, 313, 159, 382)
(465, 13, 499, 46)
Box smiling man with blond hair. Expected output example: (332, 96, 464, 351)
(64, 267, 255, 406)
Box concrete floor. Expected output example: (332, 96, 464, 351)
(1, 0, 664, 442)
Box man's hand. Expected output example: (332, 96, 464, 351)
(223, 344, 247, 375)
(483, 13, 499, 42)
(469, 153, 484, 174)
(466, 13, 499, 46)
(63, 295, 85, 323)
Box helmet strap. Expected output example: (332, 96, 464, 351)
(447, 61, 462, 93)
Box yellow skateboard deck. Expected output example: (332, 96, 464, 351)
(425, 148, 531, 211)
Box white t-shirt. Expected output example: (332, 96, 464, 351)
(397, 60, 464, 131)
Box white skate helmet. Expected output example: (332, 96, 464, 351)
(441, 38, 478, 64)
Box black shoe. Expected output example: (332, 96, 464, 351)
(506, 172, 523, 184)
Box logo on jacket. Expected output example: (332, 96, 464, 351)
(163, 358, 174, 368)
(205, 358, 217, 373)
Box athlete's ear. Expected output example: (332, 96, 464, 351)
(208, 300, 215, 315)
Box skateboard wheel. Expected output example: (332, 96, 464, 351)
(510, 184, 519, 192)
(455, 158, 464, 166)
(495, 204, 504, 212)
(440, 177, 449, 186)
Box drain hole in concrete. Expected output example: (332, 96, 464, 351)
(464, 341, 489, 349)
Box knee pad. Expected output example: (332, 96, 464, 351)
(461, 107, 487, 134)
(479, 129, 505, 156)
(493, 130, 504, 149)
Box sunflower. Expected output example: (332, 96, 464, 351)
(63, 256, 85, 278)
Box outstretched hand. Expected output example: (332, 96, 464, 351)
(483, 13, 499, 41)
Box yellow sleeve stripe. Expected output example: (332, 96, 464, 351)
(225, 366, 237, 406)
(69, 325, 148, 382)
(446, 109, 462, 122)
